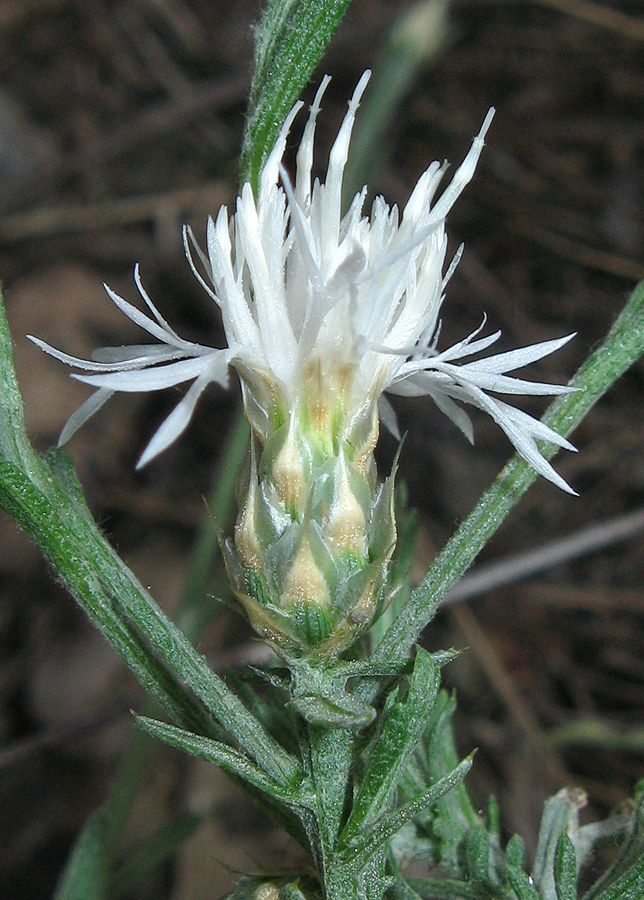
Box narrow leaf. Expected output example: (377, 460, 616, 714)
(54, 810, 109, 900)
(587, 854, 644, 900)
(582, 791, 644, 900)
(532, 788, 584, 898)
(241, 0, 352, 190)
(505, 834, 526, 871)
(0, 288, 47, 487)
(109, 813, 201, 900)
(394, 876, 490, 900)
(555, 833, 577, 900)
(342, 756, 473, 870)
(465, 825, 493, 886)
(507, 866, 540, 900)
(341, 649, 440, 843)
(92, 534, 303, 785)
(137, 716, 311, 809)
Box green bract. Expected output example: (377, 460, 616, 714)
(225, 369, 396, 658)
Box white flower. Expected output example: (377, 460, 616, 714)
(31, 71, 576, 490)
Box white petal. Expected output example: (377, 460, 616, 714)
(136, 371, 214, 469)
(91, 345, 187, 365)
(259, 100, 303, 203)
(437, 246, 461, 296)
(183, 225, 221, 305)
(33, 75, 577, 490)
(427, 108, 495, 224)
(446, 366, 575, 396)
(463, 383, 576, 494)
(59, 388, 114, 445)
(206, 212, 262, 355)
(354, 218, 442, 288)
(134, 265, 183, 342)
(27, 336, 189, 373)
(427, 389, 475, 443)
(280, 165, 323, 295)
(402, 161, 444, 225)
(493, 400, 576, 451)
(465, 334, 576, 375)
(296, 74, 332, 209)
(237, 183, 296, 371)
(73, 354, 221, 391)
(378, 394, 401, 440)
(385, 377, 432, 397)
(103, 284, 185, 347)
(432, 324, 499, 363)
(320, 71, 370, 254)
(385, 322, 497, 371)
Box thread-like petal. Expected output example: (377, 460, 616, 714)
(33, 73, 575, 489)
(136, 371, 215, 468)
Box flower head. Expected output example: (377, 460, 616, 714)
(31, 72, 578, 658)
(31, 71, 575, 492)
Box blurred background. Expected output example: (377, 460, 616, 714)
(1, 0, 643, 897)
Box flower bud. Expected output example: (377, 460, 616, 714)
(271, 415, 306, 514)
(224, 375, 397, 660)
(326, 452, 367, 555)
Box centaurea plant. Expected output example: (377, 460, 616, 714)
(31, 73, 575, 664)
(1, 4, 644, 898)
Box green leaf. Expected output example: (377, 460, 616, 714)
(532, 789, 585, 899)
(582, 791, 644, 900)
(90, 532, 301, 785)
(307, 723, 356, 857)
(0, 287, 47, 487)
(54, 810, 109, 900)
(373, 276, 644, 663)
(394, 875, 491, 900)
(505, 834, 527, 871)
(0, 458, 217, 737)
(341, 755, 473, 871)
(0, 450, 303, 788)
(136, 716, 311, 810)
(241, 0, 352, 190)
(341, 649, 440, 844)
(587, 854, 644, 900)
(399, 691, 481, 878)
(465, 825, 493, 887)
(290, 691, 376, 728)
(109, 813, 201, 900)
(554, 833, 577, 900)
(507, 866, 540, 900)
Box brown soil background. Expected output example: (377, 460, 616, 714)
(1, 1, 643, 897)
